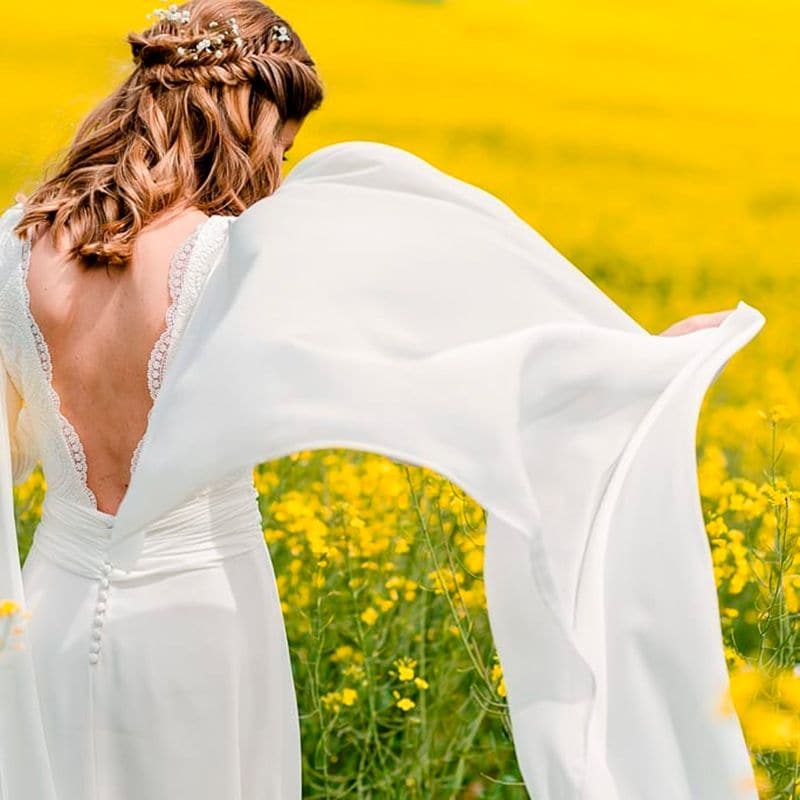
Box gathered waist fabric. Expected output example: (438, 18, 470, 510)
(31, 471, 264, 580)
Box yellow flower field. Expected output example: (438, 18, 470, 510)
(3, 1, 799, 797)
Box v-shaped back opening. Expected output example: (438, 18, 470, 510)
(19, 214, 223, 519)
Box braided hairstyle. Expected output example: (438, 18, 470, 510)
(14, 0, 324, 268)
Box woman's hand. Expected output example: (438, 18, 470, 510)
(658, 310, 734, 337)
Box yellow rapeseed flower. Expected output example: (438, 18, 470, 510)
(343, 664, 365, 681)
(391, 690, 416, 712)
(759, 405, 794, 424)
(321, 691, 342, 713)
(393, 657, 417, 682)
(0, 600, 19, 617)
(775, 672, 800, 712)
(340, 687, 358, 706)
(360, 607, 379, 626)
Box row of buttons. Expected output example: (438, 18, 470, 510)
(89, 558, 113, 665)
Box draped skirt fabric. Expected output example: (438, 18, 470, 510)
(19, 471, 301, 800)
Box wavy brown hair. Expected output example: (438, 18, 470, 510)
(13, 0, 324, 268)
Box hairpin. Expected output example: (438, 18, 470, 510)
(270, 24, 291, 43)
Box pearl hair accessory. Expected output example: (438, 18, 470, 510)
(148, 3, 191, 25)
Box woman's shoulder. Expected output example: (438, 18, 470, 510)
(0, 201, 25, 236)
(235, 139, 473, 234)
(239, 138, 517, 236)
(0, 201, 26, 293)
(0, 200, 25, 233)
(282, 140, 434, 187)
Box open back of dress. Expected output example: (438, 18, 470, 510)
(10, 215, 231, 513)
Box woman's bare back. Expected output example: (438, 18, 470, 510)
(24, 207, 210, 516)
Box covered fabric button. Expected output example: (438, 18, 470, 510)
(88, 654, 99, 665)
(89, 642, 101, 654)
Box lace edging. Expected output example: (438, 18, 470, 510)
(145, 229, 198, 401)
(129, 216, 231, 477)
(19, 235, 98, 508)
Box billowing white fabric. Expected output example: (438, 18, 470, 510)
(0, 139, 764, 798)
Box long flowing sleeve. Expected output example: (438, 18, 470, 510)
(97, 140, 764, 798)
(0, 362, 58, 800)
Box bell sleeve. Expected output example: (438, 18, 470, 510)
(107, 140, 764, 799)
(0, 361, 58, 800)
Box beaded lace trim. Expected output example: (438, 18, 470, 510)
(19, 235, 98, 507)
(19, 217, 227, 509)
(148, 232, 196, 399)
(123, 216, 230, 478)
(126, 229, 201, 477)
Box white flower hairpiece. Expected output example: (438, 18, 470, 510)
(176, 17, 244, 61)
(148, 3, 191, 25)
(271, 24, 291, 43)
(142, 4, 290, 64)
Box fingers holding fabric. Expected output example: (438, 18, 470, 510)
(658, 310, 736, 337)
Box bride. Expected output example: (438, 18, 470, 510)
(0, 1, 765, 798)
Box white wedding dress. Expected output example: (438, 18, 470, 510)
(1, 140, 766, 799)
(0, 213, 301, 799)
